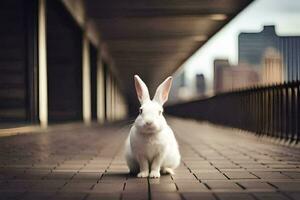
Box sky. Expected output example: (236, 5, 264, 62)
(176, 0, 300, 93)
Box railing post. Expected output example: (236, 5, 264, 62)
(165, 81, 299, 144)
(291, 83, 296, 142)
(296, 83, 300, 144)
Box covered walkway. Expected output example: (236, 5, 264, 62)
(1, 118, 299, 200)
(0, 2, 299, 200)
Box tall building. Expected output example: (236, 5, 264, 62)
(238, 25, 300, 82)
(214, 59, 259, 93)
(262, 48, 284, 84)
(214, 59, 231, 93)
(169, 70, 202, 103)
(195, 74, 206, 96)
(168, 70, 186, 103)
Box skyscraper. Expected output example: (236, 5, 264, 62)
(213, 59, 259, 93)
(214, 59, 231, 93)
(238, 25, 300, 82)
(196, 74, 206, 96)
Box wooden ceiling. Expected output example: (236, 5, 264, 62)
(85, 0, 253, 104)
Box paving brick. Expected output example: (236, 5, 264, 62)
(216, 165, 242, 170)
(181, 192, 216, 200)
(61, 180, 96, 192)
(270, 181, 300, 191)
(253, 192, 291, 200)
(92, 182, 124, 193)
(0, 181, 27, 193)
(188, 164, 214, 169)
(281, 171, 300, 179)
(194, 172, 227, 180)
(151, 192, 182, 200)
(239, 164, 268, 169)
(149, 175, 174, 183)
(72, 172, 102, 180)
(122, 192, 148, 200)
(79, 168, 106, 173)
(205, 181, 243, 191)
(251, 171, 291, 179)
(124, 182, 148, 193)
(86, 193, 120, 200)
(191, 167, 220, 172)
(0, 169, 26, 180)
(99, 173, 127, 183)
(19, 192, 55, 200)
(171, 172, 196, 180)
(29, 180, 67, 191)
(286, 192, 300, 200)
(213, 162, 240, 168)
(20, 169, 51, 179)
(150, 183, 177, 192)
(126, 177, 148, 184)
(269, 164, 298, 169)
(44, 172, 75, 180)
(49, 192, 87, 200)
(1, 191, 29, 200)
(238, 181, 276, 191)
(224, 171, 258, 179)
(215, 192, 256, 200)
(176, 182, 208, 192)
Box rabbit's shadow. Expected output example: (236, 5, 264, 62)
(102, 171, 171, 180)
(103, 171, 144, 178)
(102, 172, 129, 178)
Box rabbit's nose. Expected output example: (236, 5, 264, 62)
(145, 121, 153, 126)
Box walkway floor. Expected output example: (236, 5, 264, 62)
(0, 118, 300, 200)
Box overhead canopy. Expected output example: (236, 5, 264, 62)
(85, 0, 253, 111)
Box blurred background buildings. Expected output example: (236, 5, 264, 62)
(169, 24, 300, 102)
(168, 0, 300, 104)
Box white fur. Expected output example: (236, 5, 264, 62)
(125, 75, 181, 178)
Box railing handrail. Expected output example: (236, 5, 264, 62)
(166, 81, 300, 144)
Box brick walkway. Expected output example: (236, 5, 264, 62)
(0, 118, 300, 200)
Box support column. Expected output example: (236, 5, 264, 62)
(111, 78, 115, 121)
(106, 73, 111, 122)
(82, 34, 91, 124)
(97, 58, 105, 123)
(115, 88, 119, 120)
(38, 0, 48, 128)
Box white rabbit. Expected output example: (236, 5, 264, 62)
(125, 75, 181, 178)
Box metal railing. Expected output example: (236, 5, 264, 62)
(166, 81, 300, 143)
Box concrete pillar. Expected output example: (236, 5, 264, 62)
(82, 35, 91, 124)
(111, 78, 115, 121)
(97, 57, 105, 123)
(38, 0, 48, 128)
(106, 73, 111, 121)
(115, 88, 119, 120)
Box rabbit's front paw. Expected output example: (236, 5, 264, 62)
(137, 171, 149, 178)
(149, 170, 160, 178)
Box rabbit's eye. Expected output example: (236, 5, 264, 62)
(158, 110, 162, 115)
(139, 108, 143, 114)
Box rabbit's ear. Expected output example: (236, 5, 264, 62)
(153, 76, 173, 105)
(134, 75, 150, 104)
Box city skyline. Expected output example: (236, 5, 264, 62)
(175, 0, 300, 94)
